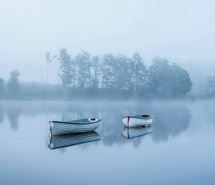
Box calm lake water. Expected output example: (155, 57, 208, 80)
(0, 100, 215, 185)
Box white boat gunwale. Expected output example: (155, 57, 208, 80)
(121, 114, 153, 120)
(49, 118, 101, 125)
(49, 118, 102, 135)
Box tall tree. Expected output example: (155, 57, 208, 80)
(59, 48, 75, 86)
(113, 54, 130, 90)
(91, 56, 102, 88)
(7, 70, 21, 98)
(129, 53, 148, 92)
(101, 54, 115, 89)
(75, 51, 91, 88)
(170, 63, 192, 95)
(149, 57, 172, 96)
(45, 52, 52, 84)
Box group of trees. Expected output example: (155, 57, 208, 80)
(56, 48, 192, 97)
(0, 49, 194, 100)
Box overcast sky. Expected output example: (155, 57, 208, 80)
(0, 0, 215, 89)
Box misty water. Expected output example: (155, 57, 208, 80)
(0, 100, 215, 185)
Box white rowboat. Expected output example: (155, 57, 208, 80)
(49, 118, 101, 135)
(121, 114, 153, 127)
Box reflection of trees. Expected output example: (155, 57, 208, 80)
(152, 102, 191, 142)
(1, 101, 191, 146)
(56, 101, 189, 148)
(7, 108, 20, 131)
(59, 104, 138, 148)
(68, 101, 191, 146)
(100, 111, 126, 147)
(96, 102, 153, 147)
(198, 100, 215, 129)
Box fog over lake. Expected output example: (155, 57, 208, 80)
(0, 100, 215, 185)
(1, 0, 215, 184)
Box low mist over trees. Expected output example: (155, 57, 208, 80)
(0, 49, 193, 100)
(56, 48, 192, 98)
(149, 58, 192, 96)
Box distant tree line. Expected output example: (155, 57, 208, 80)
(56, 48, 192, 98)
(0, 49, 193, 100)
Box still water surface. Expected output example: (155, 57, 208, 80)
(0, 100, 215, 185)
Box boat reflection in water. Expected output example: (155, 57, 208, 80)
(121, 126, 153, 139)
(48, 131, 101, 149)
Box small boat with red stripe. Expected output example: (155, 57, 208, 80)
(121, 114, 153, 127)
